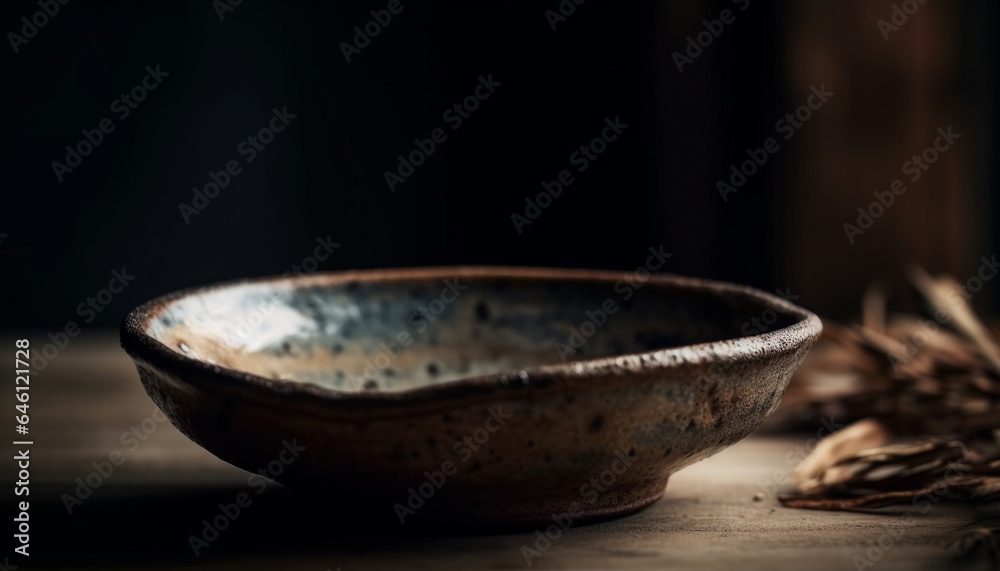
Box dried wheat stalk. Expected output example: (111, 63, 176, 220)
(771, 279, 1000, 436)
(774, 268, 1000, 561)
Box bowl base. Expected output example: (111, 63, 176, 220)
(294, 476, 670, 530)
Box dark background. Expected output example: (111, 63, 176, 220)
(0, 0, 996, 330)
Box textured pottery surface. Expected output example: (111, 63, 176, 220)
(120, 267, 822, 526)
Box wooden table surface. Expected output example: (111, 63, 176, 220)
(1, 333, 991, 570)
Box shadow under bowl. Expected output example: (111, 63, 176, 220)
(120, 267, 821, 527)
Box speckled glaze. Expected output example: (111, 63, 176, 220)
(120, 267, 821, 526)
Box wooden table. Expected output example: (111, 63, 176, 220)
(1, 334, 989, 570)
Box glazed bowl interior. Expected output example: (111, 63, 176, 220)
(145, 270, 801, 393)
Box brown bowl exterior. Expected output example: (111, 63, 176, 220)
(120, 267, 821, 526)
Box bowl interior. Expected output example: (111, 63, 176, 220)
(143, 272, 799, 393)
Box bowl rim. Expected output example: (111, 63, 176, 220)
(120, 266, 822, 409)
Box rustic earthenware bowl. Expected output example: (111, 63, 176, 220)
(120, 267, 821, 526)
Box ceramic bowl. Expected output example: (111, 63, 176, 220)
(120, 267, 821, 526)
